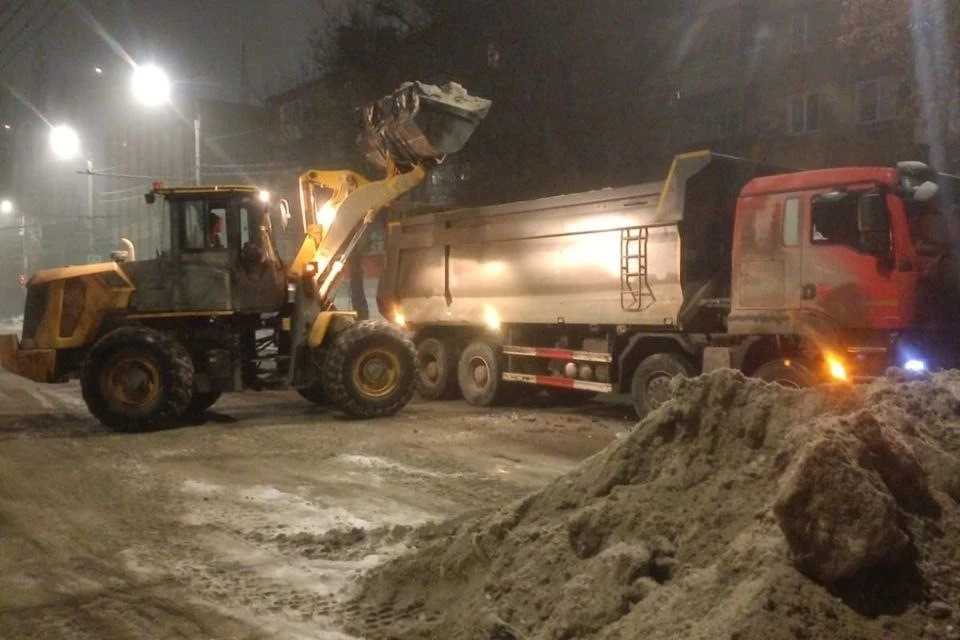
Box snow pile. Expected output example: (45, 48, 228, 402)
(346, 370, 960, 640)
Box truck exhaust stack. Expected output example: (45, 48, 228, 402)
(360, 81, 492, 169)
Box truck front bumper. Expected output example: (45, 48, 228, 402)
(0, 334, 57, 382)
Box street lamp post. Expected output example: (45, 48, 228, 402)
(1, 199, 29, 278)
(48, 124, 96, 260)
(131, 64, 201, 184)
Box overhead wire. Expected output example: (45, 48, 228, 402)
(0, 0, 33, 41)
(0, 0, 71, 74)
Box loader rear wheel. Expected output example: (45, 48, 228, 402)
(184, 391, 221, 416)
(416, 337, 460, 400)
(323, 320, 417, 419)
(81, 326, 194, 432)
(458, 341, 514, 407)
(630, 352, 695, 418)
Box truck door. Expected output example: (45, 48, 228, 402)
(800, 189, 901, 329)
(732, 193, 804, 330)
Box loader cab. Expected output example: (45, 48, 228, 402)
(127, 186, 286, 315)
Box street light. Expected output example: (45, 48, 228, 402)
(48, 124, 95, 259)
(0, 200, 12, 215)
(130, 63, 201, 185)
(131, 63, 171, 108)
(49, 124, 81, 160)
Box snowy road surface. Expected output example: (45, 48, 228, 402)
(0, 372, 631, 639)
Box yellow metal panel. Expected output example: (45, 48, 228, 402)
(30, 261, 134, 287)
(125, 310, 235, 320)
(16, 349, 57, 382)
(308, 310, 356, 348)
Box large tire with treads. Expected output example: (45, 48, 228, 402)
(80, 326, 194, 431)
(415, 337, 460, 400)
(630, 352, 695, 419)
(457, 341, 515, 407)
(297, 380, 329, 405)
(322, 319, 418, 419)
(183, 391, 222, 416)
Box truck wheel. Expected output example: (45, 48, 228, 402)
(323, 320, 417, 419)
(752, 359, 818, 388)
(297, 380, 329, 405)
(458, 341, 513, 407)
(416, 337, 459, 400)
(631, 353, 694, 418)
(184, 391, 221, 416)
(80, 326, 194, 432)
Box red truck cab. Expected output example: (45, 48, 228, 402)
(728, 163, 948, 379)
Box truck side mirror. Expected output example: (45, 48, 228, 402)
(858, 192, 892, 258)
(914, 180, 939, 203)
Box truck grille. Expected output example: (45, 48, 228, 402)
(22, 284, 48, 340)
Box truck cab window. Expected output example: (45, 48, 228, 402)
(810, 194, 861, 250)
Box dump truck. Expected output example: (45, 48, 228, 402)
(379, 150, 957, 417)
(0, 81, 491, 431)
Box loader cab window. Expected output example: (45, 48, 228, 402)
(810, 191, 862, 250)
(181, 200, 228, 251)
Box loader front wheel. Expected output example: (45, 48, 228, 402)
(184, 391, 222, 417)
(323, 320, 417, 419)
(81, 326, 194, 432)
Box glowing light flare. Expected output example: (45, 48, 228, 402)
(258, 190, 271, 203)
(0, 200, 13, 215)
(825, 353, 848, 382)
(484, 305, 501, 332)
(393, 310, 407, 327)
(131, 64, 171, 107)
(904, 359, 927, 373)
(49, 125, 81, 160)
(316, 201, 337, 230)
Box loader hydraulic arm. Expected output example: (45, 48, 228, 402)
(290, 163, 428, 305)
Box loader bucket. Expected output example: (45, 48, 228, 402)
(360, 81, 491, 169)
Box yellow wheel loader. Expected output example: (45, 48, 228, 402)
(0, 82, 490, 431)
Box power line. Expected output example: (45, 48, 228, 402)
(0, 0, 33, 41)
(0, 0, 70, 74)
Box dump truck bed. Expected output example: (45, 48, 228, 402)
(380, 152, 784, 332)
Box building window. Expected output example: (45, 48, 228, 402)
(788, 93, 819, 135)
(783, 198, 801, 247)
(789, 12, 812, 52)
(855, 77, 897, 124)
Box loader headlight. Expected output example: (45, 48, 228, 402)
(258, 190, 271, 203)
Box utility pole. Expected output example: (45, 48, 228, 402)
(86, 159, 95, 259)
(194, 99, 202, 185)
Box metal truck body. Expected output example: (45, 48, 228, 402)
(380, 151, 955, 416)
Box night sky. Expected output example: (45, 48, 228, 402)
(1, 0, 343, 104)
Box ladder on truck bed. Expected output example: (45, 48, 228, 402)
(621, 226, 655, 311)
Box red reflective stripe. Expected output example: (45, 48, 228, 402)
(534, 348, 574, 360)
(537, 375, 575, 389)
